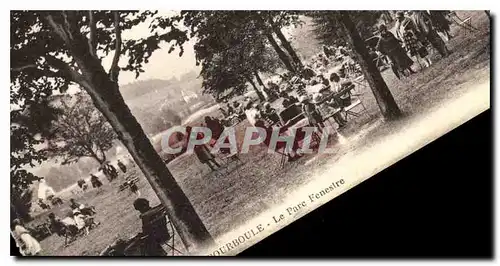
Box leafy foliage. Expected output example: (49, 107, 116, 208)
(310, 11, 384, 46)
(10, 10, 189, 210)
(179, 11, 289, 98)
(45, 93, 117, 164)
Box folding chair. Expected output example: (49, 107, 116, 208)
(141, 205, 183, 256)
(333, 81, 368, 120)
(449, 13, 479, 37)
(318, 104, 343, 130)
(342, 93, 367, 120)
(217, 152, 244, 177)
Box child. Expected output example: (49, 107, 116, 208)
(12, 219, 42, 256)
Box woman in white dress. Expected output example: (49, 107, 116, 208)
(12, 219, 42, 256)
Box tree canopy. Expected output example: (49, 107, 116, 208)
(46, 92, 117, 165)
(11, 10, 214, 247)
(10, 10, 189, 195)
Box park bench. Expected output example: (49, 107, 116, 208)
(118, 177, 140, 192)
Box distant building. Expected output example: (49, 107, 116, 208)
(181, 90, 198, 103)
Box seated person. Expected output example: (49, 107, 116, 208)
(71, 209, 93, 235)
(327, 73, 351, 127)
(69, 198, 96, 217)
(330, 72, 354, 107)
(260, 102, 280, 124)
(218, 107, 228, 117)
(226, 104, 235, 116)
(318, 74, 331, 88)
(133, 198, 170, 256)
(281, 93, 299, 109)
(204, 116, 224, 140)
(299, 96, 325, 133)
(69, 198, 82, 210)
(301, 67, 317, 81)
(48, 213, 74, 237)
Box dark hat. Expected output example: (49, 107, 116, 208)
(396, 11, 405, 18)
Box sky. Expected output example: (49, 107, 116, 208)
(104, 11, 201, 86)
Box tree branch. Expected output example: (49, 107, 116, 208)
(45, 14, 71, 44)
(109, 11, 122, 82)
(88, 11, 97, 58)
(44, 54, 85, 83)
(11, 64, 38, 72)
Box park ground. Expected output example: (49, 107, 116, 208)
(33, 11, 490, 256)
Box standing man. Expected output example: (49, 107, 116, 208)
(410, 10, 451, 58)
(427, 10, 453, 42)
(117, 160, 127, 173)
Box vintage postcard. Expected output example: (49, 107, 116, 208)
(10, 10, 490, 256)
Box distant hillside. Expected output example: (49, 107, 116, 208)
(119, 70, 202, 102)
(119, 78, 177, 101)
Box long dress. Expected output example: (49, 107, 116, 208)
(14, 225, 42, 255)
(395, 17, 428, 58)
(376, 31, 414, 71)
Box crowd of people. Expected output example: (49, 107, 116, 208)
(377, 10, 452, 79)
(209, 10, 456, 166)
(11, 198, 100, 255)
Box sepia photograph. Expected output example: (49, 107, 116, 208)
(10, 9, 490, 256)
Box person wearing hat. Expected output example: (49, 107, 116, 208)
(133, 198, 169, 256)
(260, 102, 280, 124)
(395, 11, 432, 69)
(327, 73, 349, 128)
(12, 219, 42, 255)
(282, 93, 299, 109)
(300, 96, 325, 132)
(410, 10, 451, 57)
(376, 24, 416, 78)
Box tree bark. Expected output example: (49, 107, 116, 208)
(265, 32, 296, 73)
(336, 12, 402, 120)
(44, 13, 214, 252)
(246, 75, 265, 101)
(254, 13, 296, 73)
(254, 71, 267, 90)
(271, 24, 304, 69)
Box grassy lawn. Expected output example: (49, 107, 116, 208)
(35, 11, 490, 256)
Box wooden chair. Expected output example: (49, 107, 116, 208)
(127, 205, 182, 256)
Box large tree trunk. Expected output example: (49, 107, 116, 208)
(255, 13, 295, 73)
(265, 32, 296, 73)
(246, 75, 265, 101)
(336, 12, 402, 120)
(45, 14, 214, 252)
(254, 71, 267, 90)
(89, 148, 105, 165)
(84, 69, 213, 251)
(271, 24, 304, 69)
